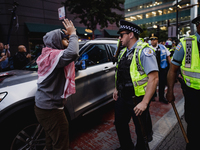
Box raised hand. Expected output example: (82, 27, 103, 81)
(62, 19, 76, 36)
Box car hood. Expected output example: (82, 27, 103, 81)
(0, 70, 38, 88)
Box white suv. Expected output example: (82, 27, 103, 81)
(0, 39, 118, 149)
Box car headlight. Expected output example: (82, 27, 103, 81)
(0, 92, 8, 102)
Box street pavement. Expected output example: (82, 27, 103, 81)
(155, 116, 187, 150)
(69, 82, 185, 150)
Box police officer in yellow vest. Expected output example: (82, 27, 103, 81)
(113, 20, 159, 150)
(167, 16, 200, 150)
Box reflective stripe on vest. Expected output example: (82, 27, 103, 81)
(180, 35, 200, 90)
(133, 77, 149, 87)
(184, 37, 195, 68)
(135, 45, 145, 75)
(182, 70, 200, 79)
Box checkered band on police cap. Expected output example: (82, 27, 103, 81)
(119, 25, 141, 34)
(117, 20, 143, 34)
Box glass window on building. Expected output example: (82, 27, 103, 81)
(126, 1, 163, 13)
(158, 10, 162, 16)
(137, 15, 143, 20)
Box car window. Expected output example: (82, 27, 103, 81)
(79, 44, 109, 67)
(108, 44, 117, 56)
(24, 57, 38, 71)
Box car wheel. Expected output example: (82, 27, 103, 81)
(10, 123, 45, 150)
(0, 104, 46, 150)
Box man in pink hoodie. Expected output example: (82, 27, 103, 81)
(34, 19, 79, 150)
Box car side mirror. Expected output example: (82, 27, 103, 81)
(75, 60, 87, 71)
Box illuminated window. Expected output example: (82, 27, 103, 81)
(158, 10, 162, 15)
(160, 26, 167, 30)
(152, 11, 156, 16)
(137, 15, 143, 20)
(125, 18, 130, 21)
(130, 16, 137, 21)
(163, 9, 167, 14)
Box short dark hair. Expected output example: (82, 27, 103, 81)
(134, 33, 139, 40)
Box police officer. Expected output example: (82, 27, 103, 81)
(150, 33, 171, 104)
(113, 20, 159, 150)
(166, 16, 200, 150)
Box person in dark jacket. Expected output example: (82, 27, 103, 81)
(13, 45, 31, 69)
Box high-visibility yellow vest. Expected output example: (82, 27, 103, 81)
(180, 35, 200, 90)
(169, 47, 175, 59)
(115, 41, 150, 96)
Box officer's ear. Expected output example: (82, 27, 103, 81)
(129, 32, 134, 39)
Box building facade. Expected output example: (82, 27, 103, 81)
(124, 0, 200, 38)
(0, 0, 123, 55)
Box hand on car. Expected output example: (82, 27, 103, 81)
(62, 19, 76, 36)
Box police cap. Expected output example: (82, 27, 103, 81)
(149, 33, 158, 40)
(117, 20, 143, 35)
(192, 16, 200, 26)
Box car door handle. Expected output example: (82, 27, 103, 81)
(103, 67, 110, 72)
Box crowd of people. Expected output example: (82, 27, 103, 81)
(0, 43, 42, 72)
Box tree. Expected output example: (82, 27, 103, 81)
(140, 24, 168, 42)
(62, 0, 124, 39)
(140, 24, 149, 38)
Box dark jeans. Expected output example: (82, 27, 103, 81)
(180, 82, 200, 150)
(34, 105, 69, 150)
(114, 96, 152, 150)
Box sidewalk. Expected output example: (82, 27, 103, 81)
(69, 82, 185, 150)
(149, 97, 186, 150)
(154, 115, 187, 150)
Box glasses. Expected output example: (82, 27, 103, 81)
(119, 32, 130, 38)
(150, 38, 158, 40)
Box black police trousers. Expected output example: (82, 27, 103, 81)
(115, 95, 153, 150)
(181, 82, 200, 150)
(158, 67, 168, 99)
